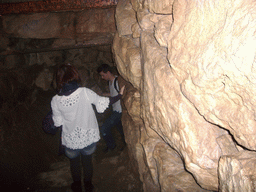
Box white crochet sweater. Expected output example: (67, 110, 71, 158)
(51, 87, 110, 150)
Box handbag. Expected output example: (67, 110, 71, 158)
(42, 109, 65, 155)
(42, 109, 59, 135)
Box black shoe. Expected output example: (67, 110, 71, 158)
(84, 180, 94, 192)
(71, 181, 82, 192)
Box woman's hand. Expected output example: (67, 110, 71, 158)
(119, 85, 125, 95)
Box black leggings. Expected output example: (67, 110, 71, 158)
(69, 154, 93, 182)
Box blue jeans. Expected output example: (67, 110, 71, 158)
(100, 111, 125, 149)
(65, 143, 97, 182)
(65, 143, 97, 159)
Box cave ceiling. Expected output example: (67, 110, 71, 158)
(0, 0, 118, 15)
(0, 0, 118, 55)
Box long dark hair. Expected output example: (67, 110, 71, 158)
(55, 63, 81, 93)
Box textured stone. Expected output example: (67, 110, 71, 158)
(136, 8, 155, 31)
(64, 48, 99, 65)
(0, 33, 9, 51)
(76, 8, 116, 34)
(115, 0, 137, 36)
(0, 0, 118, 15)
(169, 0, 256, 151)
(2, 13, 63, 39)
(112, 33, 142, 89)
(26, 53, 38, 66)
(219, 151, 256, 192)
(35, 68, 53, 91)
(131, 23, 142, 38)
(148, 0, 174, 14)
(113, 0, 256, 191)
(130, 0, 141, 12)
(4, 54, 21, 69)
(140, 31, 223, 190)
(154, 15, 173, 47)
(0, 8, 117, 57)
(37, 51, 63, 66)
(1, 8, 115, 44)
(2, 0, 256, 191)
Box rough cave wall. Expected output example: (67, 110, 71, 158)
(0, 7, 117, 187)
(0, 7, 117, 104)
(1, 0, 256, 191)
(113, 0, 256, 191)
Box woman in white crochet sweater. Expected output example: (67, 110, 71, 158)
(51, 64, 124, 192)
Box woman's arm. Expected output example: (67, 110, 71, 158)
(87, 85, 125, 113)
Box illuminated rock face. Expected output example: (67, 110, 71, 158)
(1, 8, 116, 46)
(113, 0, 256, 191)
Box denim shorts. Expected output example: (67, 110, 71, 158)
(64, 142, 97, 159)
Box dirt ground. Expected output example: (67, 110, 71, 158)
(30, 140, 143, 192)
(0, 89, 143, 192)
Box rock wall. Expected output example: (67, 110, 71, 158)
(0, 7, 117, 100)
(113, 0, 256, 191)
(1, 0, 256, 191)
(0, 7, 118, 188)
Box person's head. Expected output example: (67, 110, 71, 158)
(55, 63, 81, 92)
(97, 64, 114, 81)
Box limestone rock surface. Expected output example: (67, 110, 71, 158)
(115, 0, 137, 36)
(113, 0, 256, 191)
(1, 8, 116, 52)
(219, 151, 256, 192)
(35, 68, 53, 91)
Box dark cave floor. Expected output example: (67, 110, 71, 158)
(0, 89, 142, 192)
(29, 138, 142, 192)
